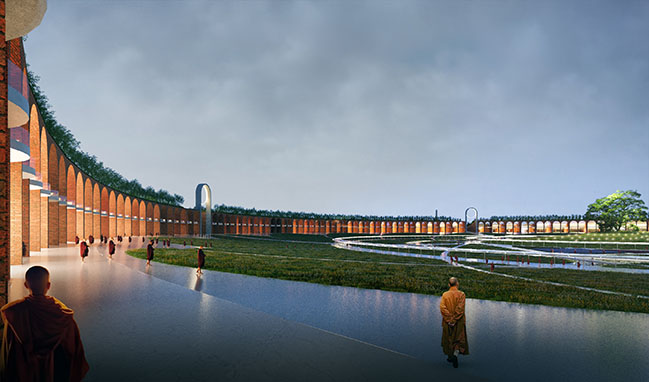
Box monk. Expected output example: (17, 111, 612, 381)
(88, 235, 94, 245)
(80, 241, 88, 262)
(197, 246, 206, 274)
(128, 236, 132, 243)
(108, 239, 115, 258)
(439, 277, 469, 368)
(0, 266, 89, 381)
(74, 236, 79, 245)
(146, 240, 154, 266)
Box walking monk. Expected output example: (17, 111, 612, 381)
(80, 240, 89, 263)
(196, 246, 206, 274)
(439, 277, 469, 368)
(1, 266, 89, 381)
(146, 240, 154, 266)
(108, 239, 116, 258)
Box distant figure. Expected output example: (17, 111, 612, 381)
(197, 246, 205, 274)
(128, 236, 132, 243)
(80, 241, 89, 262)
(146, 240, 154, 266)
(190, 240, 193, 246)
(439, 277, 469, 368)
(88, 235, 94, 244)
(100, 234, 104, 243)
(74, 236, 79, 245)
(142, 237, 145, 243)
(0, 266, 89, 381)
(155, 238, 159, 245)
(108, 240, 115, 258)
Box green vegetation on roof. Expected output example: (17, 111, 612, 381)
(27, 67, 184, 206)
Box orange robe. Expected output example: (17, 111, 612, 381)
(439, 287, 469, 356)
(0, 295, 89, 381)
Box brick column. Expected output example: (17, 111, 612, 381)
(9, 162, 21, 264)
(0, 0, 9, 304)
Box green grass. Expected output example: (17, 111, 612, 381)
(131, 235, 649, 313)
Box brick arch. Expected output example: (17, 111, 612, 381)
(139, 201, 146, 236)
(109, 191, 117, 237)
(66, 165, 76, 243)
(47, 144, 58, 246)
(75, 172, 85, 239)
(93, 184, 101, 237)
(124, 196, 132, 236)
(83, 179, 93, 237)
(99, 187, 109, 237)
(28, 105, 42, 251)
(116, 194, 125, 235)
(57, 156, 67, 245)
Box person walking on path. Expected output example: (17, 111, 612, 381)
(439, 277, 469, 368)
(0, 266, 89, 381)
(146, 240, 154, 266)
(108, 239, 116, 258)
(80, 240, 89, 263)
(197, 246, 206, 274)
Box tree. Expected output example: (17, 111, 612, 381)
(585, 190, 648, 232)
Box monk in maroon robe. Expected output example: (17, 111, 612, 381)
(108, 240, 115, 258)
(74, 236, 79, 245)
(142, 237, 145, 243)
(1, 266, 89, 381)
(128, 236, 132, 243)
(440, 277, 469, 368)
(146, 241, 154, 266)
(197, 247, 206, 274)
(88, 235, 94, 244)
(80, 241, 88, 263)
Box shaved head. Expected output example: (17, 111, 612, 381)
(449, 277, 458, 287)
(25, 266, 50, 295)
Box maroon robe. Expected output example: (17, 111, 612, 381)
(128, 237, 132, 243)
(108, 241, 115, 255)
(79, 242, 88, 258)
(146, 244, 154, 261)
(88, 236, 94, 244)
(0, 295, 89, 381)
(74, 236, 79, 245)
(197, 249, 206, 268)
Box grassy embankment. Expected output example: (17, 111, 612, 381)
(127, 234, 649, 313)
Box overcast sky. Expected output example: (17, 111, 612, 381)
(24, 0, 648, 218)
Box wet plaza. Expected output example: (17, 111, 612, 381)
(9, 240, 649, 381)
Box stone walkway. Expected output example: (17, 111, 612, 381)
(9, 239, 481, 381)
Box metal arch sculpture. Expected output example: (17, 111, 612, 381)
(195, 183, 212, 237)
(465, 207, 479, 234)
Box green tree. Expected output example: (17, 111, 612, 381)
(585, 190, 648, 232)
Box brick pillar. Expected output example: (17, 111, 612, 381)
(0, 0, 9, 304)
(22, 177, 28, 255)
(9, 162, 21, 264)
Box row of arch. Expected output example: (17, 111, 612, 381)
(478, 220, 649, 234)
(212, 215, 467, 235)
(8, 37, 203, 265)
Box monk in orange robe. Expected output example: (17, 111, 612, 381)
(0, 266, 89, 381)
(439, 277, 469, 368)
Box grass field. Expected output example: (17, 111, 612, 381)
(128, 234, 649, 313)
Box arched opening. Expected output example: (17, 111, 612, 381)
(66, 165, 76, 243)
(131, 199, 140, 236)
(100, 187, 109, 238)
(109, 191, 117, 237)
(117, 194, 125, 236)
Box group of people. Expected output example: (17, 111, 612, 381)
(0, 228, 470, 380)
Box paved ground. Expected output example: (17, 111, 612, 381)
(9, 239, 482, 381)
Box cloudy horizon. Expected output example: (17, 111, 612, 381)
(23, 0, 649, 218)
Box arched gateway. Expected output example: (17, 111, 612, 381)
(195, 183, 212, 237)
